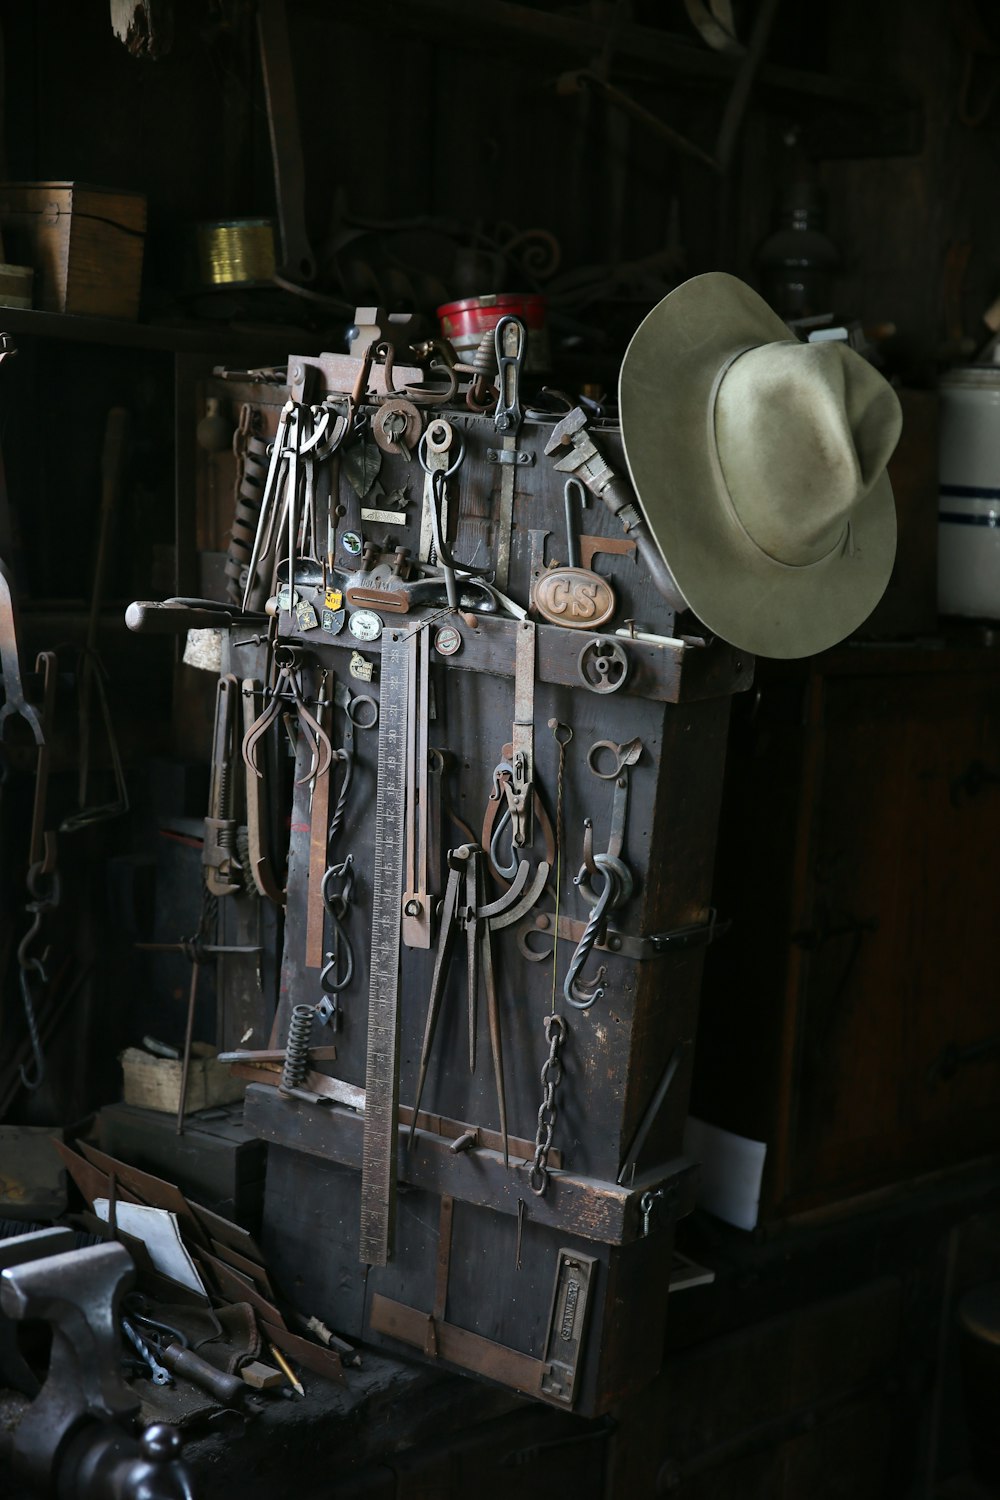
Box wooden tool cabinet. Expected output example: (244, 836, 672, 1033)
(694, 641, 1000, 1227)
(219, 350, 750, 1416)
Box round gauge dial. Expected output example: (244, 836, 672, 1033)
(348, 608, 383, 642)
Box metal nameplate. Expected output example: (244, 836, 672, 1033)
(361, 507, 408, 525)
(534, 567, 616, 630)
(540, 1249, 598, 1407)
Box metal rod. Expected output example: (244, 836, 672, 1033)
(175, 960, 200, 1136)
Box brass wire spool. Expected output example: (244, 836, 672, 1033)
(195, 218, 276, 288)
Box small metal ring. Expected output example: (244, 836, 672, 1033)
(544, 1013, 568, 1044)
(528, 1165, 548, 1195)
(272, 642, 308, 669)
(586, 740, 626, 779)
(425, 418, 453, 453)
(548, 718, 574, 748)
(346, 694, 379, 730)
(418, 423, 465, 477)
(575, 850, 633, 910)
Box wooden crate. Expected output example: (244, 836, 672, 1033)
(98, 1102, 265, 1229)
(0, 181, 146, 319)
(120, 1045, 244, 1114)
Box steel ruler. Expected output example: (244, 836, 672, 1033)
(359, 628, 410, 1265)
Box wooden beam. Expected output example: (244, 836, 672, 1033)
(244, 1085, 696, 1245)
(369, 0, 869, 104)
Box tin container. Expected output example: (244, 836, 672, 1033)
(938, 367, 1000, 619)
(194, 218, 276, 289)
(437, 292, 549, 372)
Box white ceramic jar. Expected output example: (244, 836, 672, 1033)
(939, 366, 1000, 619)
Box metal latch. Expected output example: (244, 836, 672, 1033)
(649, 909, 730, 952)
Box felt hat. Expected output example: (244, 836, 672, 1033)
(618, 272, 902, 659)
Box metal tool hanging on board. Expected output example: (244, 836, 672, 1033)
(203, 673, 244, 896)
(409, 844, 509, 1162)
(491, 315, 526, 592)
(564, 738, 642, 1009)
(409, 839, 550, 1168)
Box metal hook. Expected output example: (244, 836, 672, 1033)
(563, 862, 618, 1010)
(320, 855, 355, 994)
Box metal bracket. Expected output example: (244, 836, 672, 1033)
(486, 447, 534, 466)
(517, 909, 729, 963)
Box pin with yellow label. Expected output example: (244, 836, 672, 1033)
(325, 588, 343, 611)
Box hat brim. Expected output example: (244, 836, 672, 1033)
(618, 272, 897, 660)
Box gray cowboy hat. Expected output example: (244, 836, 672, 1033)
(618, 272, 902, 659)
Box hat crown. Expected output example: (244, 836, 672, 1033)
(714, 340, 903, 568)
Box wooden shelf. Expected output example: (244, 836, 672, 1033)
(0, 304, 317, 360)
(374, 0, 877, 105)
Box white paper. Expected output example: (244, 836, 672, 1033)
(683, 1116, 768, 1232)
(93, 1199, 206, 1296)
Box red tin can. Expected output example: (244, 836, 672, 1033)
(437, 292, 549, 372)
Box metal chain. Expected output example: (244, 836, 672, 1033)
(528, 1013, 567, 1195)
(548, 718, 572, 1014)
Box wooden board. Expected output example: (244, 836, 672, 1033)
(244, 395, 743, 1411)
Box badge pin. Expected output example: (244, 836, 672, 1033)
(350, 650, 375, 682)
(296, 599, 319, 631)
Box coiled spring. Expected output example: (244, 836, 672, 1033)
(281, 1003, 314, 1092)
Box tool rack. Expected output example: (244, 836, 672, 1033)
(200, 334, 751, 1417)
